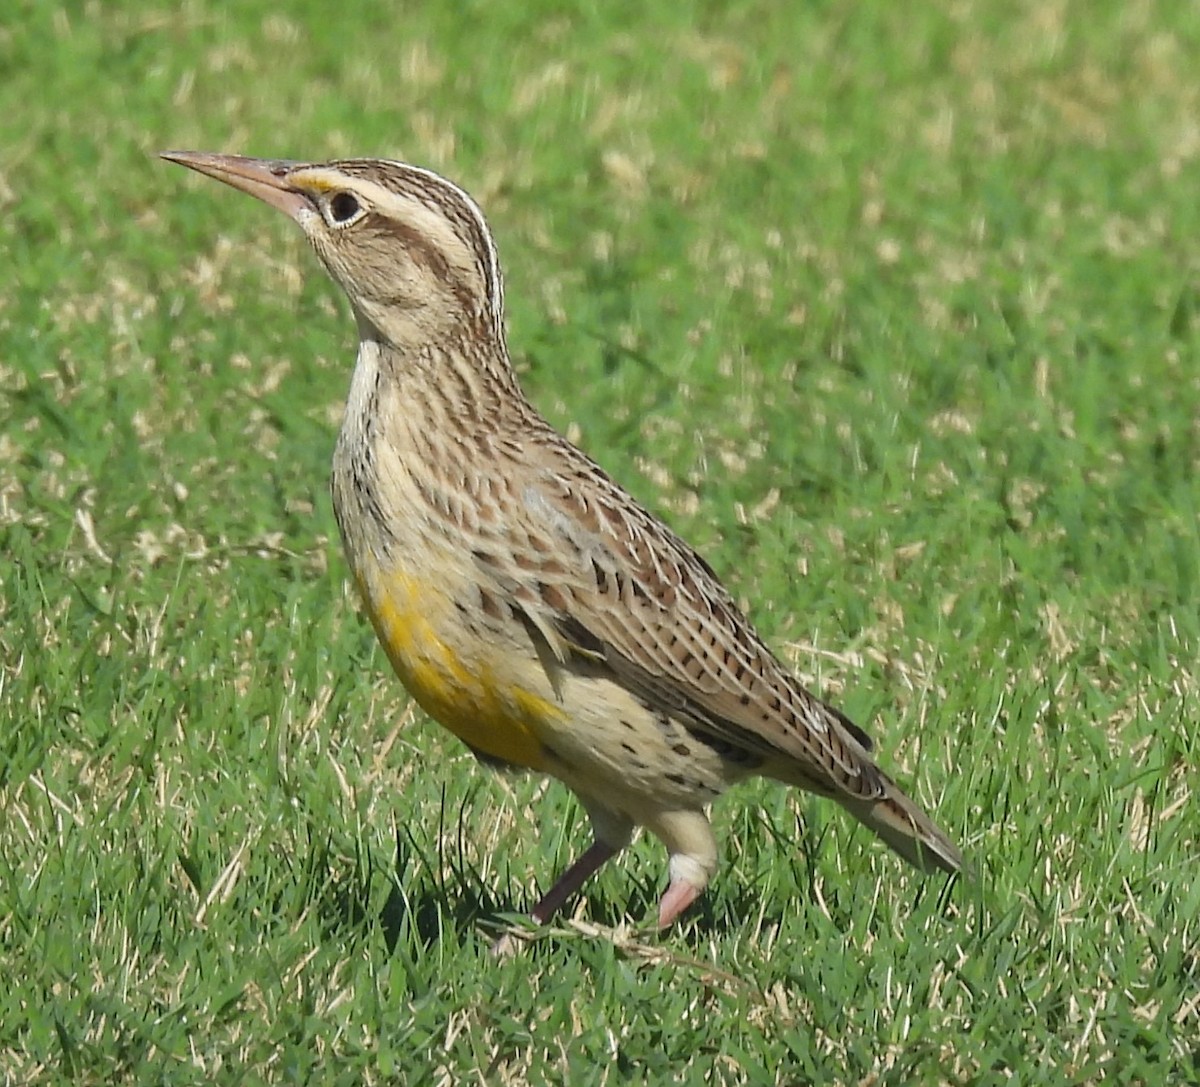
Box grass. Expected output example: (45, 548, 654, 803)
(2, 0, 1198, 1082)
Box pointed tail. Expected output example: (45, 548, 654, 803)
(841, 776, 963, 875)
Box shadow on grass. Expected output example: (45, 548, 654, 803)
(299, 819, 701, 953)
(301, 806, 968, 958)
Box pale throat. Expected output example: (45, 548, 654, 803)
(332, 337, 379, 471)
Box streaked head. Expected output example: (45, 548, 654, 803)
(161, 151, 505, 349)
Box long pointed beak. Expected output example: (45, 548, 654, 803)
(160, 150, 312, 222)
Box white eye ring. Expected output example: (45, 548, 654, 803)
(323, 191, 366, 228)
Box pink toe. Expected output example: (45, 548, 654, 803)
(657, 881, 702, 928)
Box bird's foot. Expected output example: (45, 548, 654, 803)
(490, 929, 528, 957)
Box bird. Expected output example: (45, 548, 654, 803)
(162, 149, 963, 938)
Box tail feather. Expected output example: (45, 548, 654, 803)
(842, 781, 963, 875)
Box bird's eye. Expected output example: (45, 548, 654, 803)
(327, 191, 362, 225)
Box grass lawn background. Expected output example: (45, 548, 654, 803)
(2, 1, 1198, 1082)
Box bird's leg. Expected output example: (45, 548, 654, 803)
(525, 800, 632, 924)
(491, 800, 632, 955)
(530, 839, 618, 924)
(490, 839, 618, 956)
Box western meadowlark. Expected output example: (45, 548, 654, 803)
(163, 150, 962, 936)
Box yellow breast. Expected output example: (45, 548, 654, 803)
(357, 565, 562, 771)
